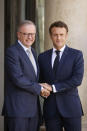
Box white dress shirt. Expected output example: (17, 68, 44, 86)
(18, 40, 37, 75)
(52, 45, 66, 93)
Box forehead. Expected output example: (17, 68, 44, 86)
(19, 24, 36, 32)
(51, 27, 67, 34)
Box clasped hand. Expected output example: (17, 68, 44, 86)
(40, 83, 52, 98)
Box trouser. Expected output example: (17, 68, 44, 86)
(5, 116, 39, 131)
(45, 116, 81, 131)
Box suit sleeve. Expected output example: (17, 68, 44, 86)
(54, 51, 84, 93)
(5, 48, 41, 95)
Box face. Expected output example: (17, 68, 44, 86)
(50, 27, 68, 50)
(17, 24, 36, 48)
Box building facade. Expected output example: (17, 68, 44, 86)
(0, 0, 87, 130)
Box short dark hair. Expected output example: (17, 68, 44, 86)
(49, 21, 68, 34)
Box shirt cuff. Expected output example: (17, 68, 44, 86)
(52, 84, 57, 93)
(41, 86, 43, 90)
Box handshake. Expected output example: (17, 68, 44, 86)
(40, 83, 52, 98)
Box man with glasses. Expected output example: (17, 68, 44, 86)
(2, 20, 52, 131)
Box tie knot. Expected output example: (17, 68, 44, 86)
(55, 50, 60, 55)
(26, 48, 32, 54)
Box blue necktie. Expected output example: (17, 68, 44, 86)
(53, 50, 60, 75)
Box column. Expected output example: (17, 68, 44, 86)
(0, 0, 4, 130)
(36, 0, 45, 53)
(5, 0, 26, 48)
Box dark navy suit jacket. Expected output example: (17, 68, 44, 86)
(38, 46, 84, 120)
(2, 42, 41, 118)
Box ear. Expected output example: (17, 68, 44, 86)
(66, 32, 68, 40)
(17, 32, 20, 39)
(49, 33, 52, 39)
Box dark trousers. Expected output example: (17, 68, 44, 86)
(5, 116, 39, 131)
(45, 117, 81, 131)
(44, 96, 81, 131)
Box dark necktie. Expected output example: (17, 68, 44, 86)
(53, 50, 60, 75)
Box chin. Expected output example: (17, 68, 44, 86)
(26, 43, 32, 46)
(56, 45, 63, 49)
(56, 43, 62, 47)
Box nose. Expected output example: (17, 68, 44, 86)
(28, 34, 32, 39)
(57, 35, 61, 40)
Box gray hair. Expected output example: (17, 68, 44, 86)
(17, 20, 36, 32)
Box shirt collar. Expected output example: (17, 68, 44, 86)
(18, 40, 31, 52)
(53, 45, 66, 53)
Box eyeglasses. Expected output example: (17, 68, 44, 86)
(20, 32, 36, 37)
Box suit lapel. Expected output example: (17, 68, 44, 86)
(57, 45, 69, 73)
(15, 42, 37, 78)
(46, 49, 55, 79)
(31, 48, 40, 79)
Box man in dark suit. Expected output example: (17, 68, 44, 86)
(2, 20, 52, 131)
(38, 21, 84, 131)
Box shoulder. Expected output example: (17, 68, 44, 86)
(31, 47, 36, 54)
(6, 44, 17, 53)
(31, 47, 37, 58)
(67, 46, 83, 56)
(5, 43, 20, 58)
(67, 46, 84, 64)
(38, 49, 52, 58)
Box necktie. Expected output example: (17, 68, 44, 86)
(26, 48, 37, 75)
(53, 50, 60, 75)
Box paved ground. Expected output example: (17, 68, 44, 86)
(82, 124, 87, 131)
